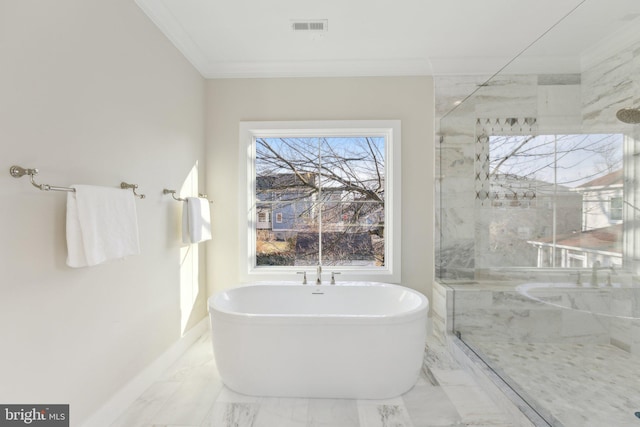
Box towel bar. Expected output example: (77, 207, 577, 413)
(10, 165, 145, 198)
(10, 165, 75, 192)
(163, 188, 212, 203)
(163, 189, 186, 202)
(120, 182, 145, 199)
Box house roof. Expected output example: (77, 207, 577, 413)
(576, 169, 623, 189)
(256, 173, 317, 191)
(490, 173, 578, 196)
(528, 223, 622, 254)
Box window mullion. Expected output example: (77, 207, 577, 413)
(317, 137, 323, 265)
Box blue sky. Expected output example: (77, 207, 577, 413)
(489, 133, 623, 188)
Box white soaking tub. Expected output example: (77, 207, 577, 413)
(208, 281, 429, 399)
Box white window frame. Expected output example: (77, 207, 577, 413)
(239, 120, 401, 283)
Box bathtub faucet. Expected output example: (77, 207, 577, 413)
(316, 264, 322, 285)
(297, 271, 307, 285)
(331, 271, 341, 285)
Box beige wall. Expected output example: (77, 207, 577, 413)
(0, 0, 206, 423)
(205, 77, 434, 297)
(0, 4, 435, 421)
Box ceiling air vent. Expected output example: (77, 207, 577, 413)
(291, 20, 328, 32)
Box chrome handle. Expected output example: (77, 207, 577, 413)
(297, 271, 307, 285)
(331, 272, 341, 285)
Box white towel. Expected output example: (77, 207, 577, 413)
(182, 197, 212, 244)
(66, 185, 140, 268)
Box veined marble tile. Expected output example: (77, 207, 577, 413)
(116, 331, 517, 427)
(111, 381, 181, 427)
(474, 75, 538, 118)
(424, 343, 459, 371)
(469, 424, 514, 427)
(454, 308, 564, 342)
(560, 309, 609, 342)
(253, 397, 308, 427)
(214, 387, 261, 404)
(439, 384, 511, 426)
(631, 319, 640, 354)
(454, 289, 494, 309)
(490, 291, 549, 310)
(160, 333, 218, 383)
(357, 398, 414, 427)
(582, 49, 635, 128)
(306, 399, 359, 427)
(473, 341, 640, 427)
(149, 379, 222, 426)
(434, 75, 490, 118)
(429, 368, 479, 388)
(202, 401, 259, 427)
(402, 383, 462, 427)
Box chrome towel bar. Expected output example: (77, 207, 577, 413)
(10, 165, 145, 199)
(163, 188, 212, 203)
(120, 182, 146, 199)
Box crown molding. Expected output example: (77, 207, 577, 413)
(135, 0, 210, 76)
(199, 58, 433, 79)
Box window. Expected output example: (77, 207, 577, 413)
(610, 197, 622, 221)
(481, 133, 623, 269)
(239, 121, 401, 282)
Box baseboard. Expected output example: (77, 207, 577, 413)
(81, 317, 210, 427)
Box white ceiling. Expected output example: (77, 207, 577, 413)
(135, 0, 640, 78)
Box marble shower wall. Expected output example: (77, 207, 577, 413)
(436, 37, 640, 280)
(450, 283, 640, 356)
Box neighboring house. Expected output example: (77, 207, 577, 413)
(528, 224, 622, 268)
(573, 169, 623, 231)
(256, 172, 384, 235)
(256, 173, 317, 235)
(484, 174, 582, 267)
(527, 169, 623, 268)
(256, 172, 383, 265)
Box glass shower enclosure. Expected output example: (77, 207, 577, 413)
(436, 1, 640, 426)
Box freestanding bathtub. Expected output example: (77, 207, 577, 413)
(208, 281, 429, 399)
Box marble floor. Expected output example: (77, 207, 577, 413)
(471, 340, 640, 427)
(112, 330, 516, 427)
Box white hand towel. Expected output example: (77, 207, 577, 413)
(66, 185, 140, 268)
(182, 197, 212, 244)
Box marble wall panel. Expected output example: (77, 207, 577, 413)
(431, 282, 451, 342)
(454, 308, 564, 342)
(473, 75, 538, 119)
(560, 310, 610, 343)
(631, 319, 640, 354)
(610, 317, 633, 352)
(435, 75, 491, 119)
(437, 143, 475, 176)
(609, 287, 640, 353)
(436, 39, 640, 280)
(452, 286, 621, 344)
(582, 46, 636, 130)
